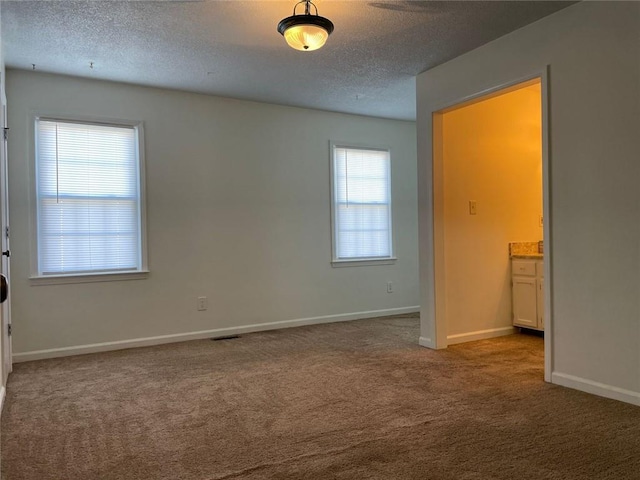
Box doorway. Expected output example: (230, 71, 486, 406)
(430, 76, 551, 381)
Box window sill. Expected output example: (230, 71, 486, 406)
(331, 258, 397, 268)
(29, 270, 149, 286)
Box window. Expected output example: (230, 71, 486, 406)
(331, 144, 394, 265)
(33, 117, 146, 280)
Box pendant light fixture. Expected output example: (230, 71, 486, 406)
(277, 0, 334, 52)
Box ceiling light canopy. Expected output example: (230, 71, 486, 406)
(277, 0, 334, 52)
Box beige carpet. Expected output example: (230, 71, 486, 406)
(2, 315, 639, 479)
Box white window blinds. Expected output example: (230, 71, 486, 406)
(332, 146, 392, 260)
(35, 119, 142, 275)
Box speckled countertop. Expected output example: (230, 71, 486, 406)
(509, 241, 543, 259)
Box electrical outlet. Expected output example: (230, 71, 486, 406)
(197, 296, 208, 311)
(387, 281, 394, 294)
(469, 200, 477, 215)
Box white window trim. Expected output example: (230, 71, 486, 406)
(29, 270, 150, 286)
(329, 141, 396, 267)
(331, 258, 397, 268)
(28, 112, 149, 285)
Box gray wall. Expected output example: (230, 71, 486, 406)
(417, 1, 640, 404)
(7, 71, 419, 358)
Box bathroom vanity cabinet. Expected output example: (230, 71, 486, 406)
(511, 258, 544, 331)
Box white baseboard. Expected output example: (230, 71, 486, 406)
(446, 326, 516, 345)
(552, 372, 640, 407)
(0, 386, 5, 412)
(418, 336, 435, 348)
(13, 306, 420, 363)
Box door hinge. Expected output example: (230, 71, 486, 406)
(7, 324, 11, 336)
(2, 127, 8, 141)
(4, 226, 8, 238)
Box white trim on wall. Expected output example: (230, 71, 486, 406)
(446, 326, 516, 345)
(13, 306, 420, 362)
(0, 385, 5, 412)
(418, 336, 435, 348)
(539, 67, 553, 384)
(552, 372, 640, 407)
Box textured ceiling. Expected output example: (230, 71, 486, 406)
(2, 1, 575, 120)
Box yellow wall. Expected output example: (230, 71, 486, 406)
(442, 82, 542, 338)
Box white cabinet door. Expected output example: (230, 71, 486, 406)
(512, 276, 538, 328)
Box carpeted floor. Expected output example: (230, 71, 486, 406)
(2, 314, 639, 479)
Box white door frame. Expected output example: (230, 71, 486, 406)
(424, 67, 553, 382)
(0, 78, 12, 384)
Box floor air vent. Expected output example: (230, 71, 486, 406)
(211, 335, 241, 341)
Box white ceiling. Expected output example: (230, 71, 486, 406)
(2, 1, 574, 120)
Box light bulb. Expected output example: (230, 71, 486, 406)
(283, 24, 330, 51)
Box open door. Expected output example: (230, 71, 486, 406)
(1, 85, 12, 384)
